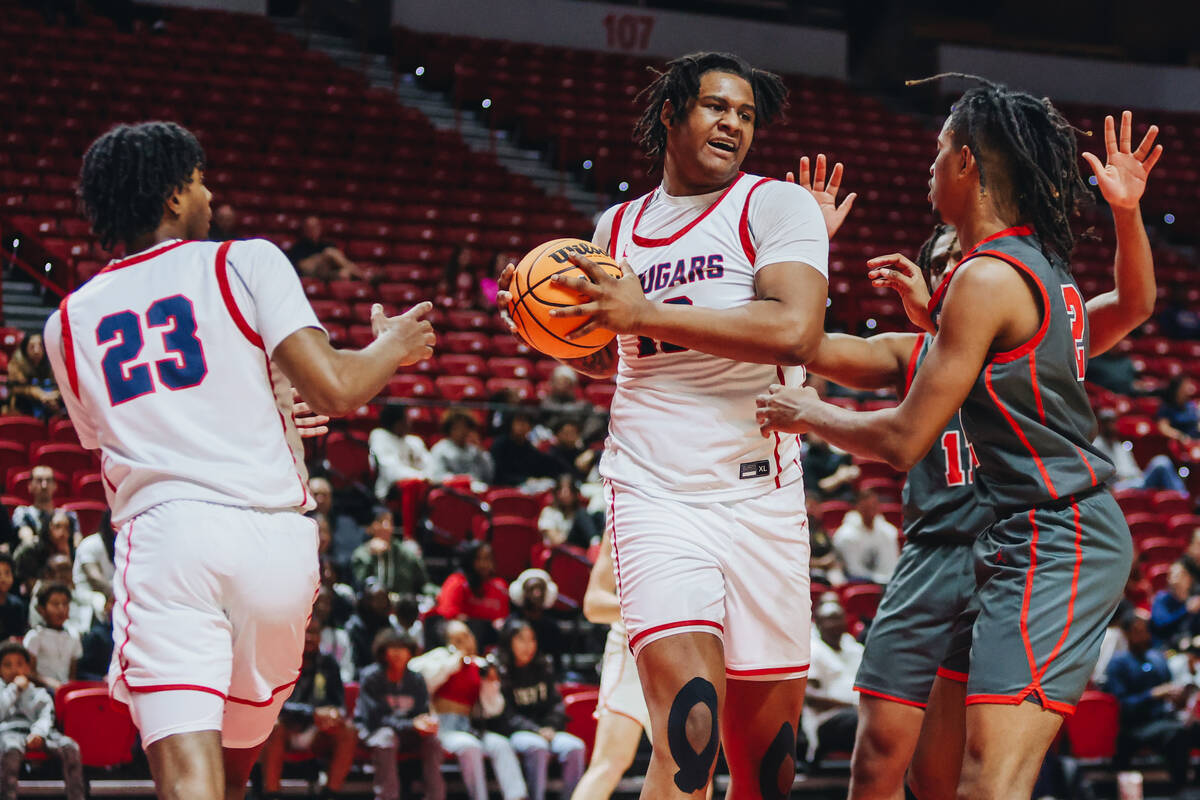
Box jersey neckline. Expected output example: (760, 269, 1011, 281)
(629, 173, 746, 248)
(100, 239, 191, 275)
(925, 225, 1035, 319)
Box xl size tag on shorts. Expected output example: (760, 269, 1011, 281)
(739, 460, 770, 479)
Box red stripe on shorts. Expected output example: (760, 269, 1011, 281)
(628, 619, 723, 652)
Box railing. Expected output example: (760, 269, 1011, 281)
(0, 216, 72, 304)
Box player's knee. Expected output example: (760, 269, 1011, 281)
(757, 722, 796, 800)
(664, 677, 719, 794)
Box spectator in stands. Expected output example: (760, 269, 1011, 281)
(309, 476, 365, 577)
(346, 578, 398, 677)
(491, 410, 564, 488)
(394, 594, 425, 652)
(1106, 612, 1199, 787)
(1158, 284, 1200, 340)
(537, 475, 601, 549)
(207, 203, 238, 242)
(1094, 602, 1131, 686)
(1150, 562, 1200, 648)
(802, 433, 860, 500)
(429, 410, 494, 486)
(5, 333, 60, 420)
(1094, 409, 1186, 491)
(72, 511, 115, 606)
(30, 554, 92, 635)
(319, 555, 355, 628)
(409, 620, 528, 800)
(803, 598, 863, 764)
(77, 595, 113, 682)
(1086, 350, 1139, 396)
(261, 617, 358, 800)
(314, 585, 355, 685)
(14, 511, 75, 598)
(506, 570, 564, 674)
(491, 618, 585, 800)
(287, 215, 364, 280)
(1168, 635, 1200, 695)
(807, 495, 845, 587)
(1180, 531, 1200, 589)
(356, 629, 445, 800)
(1157, 376, 1200, 445)
(435, 541, 510, 648)
(0, 641, 84, 800)
(833, 489, 900, 584)
(350, 507, 433, 597)
(539, 367, 593, 430)
(369, 402, 433, 500)
(438, 246, 488, 310)
(22, 583, 78, 693)
(546, 419, 596, 482)
(11, 466, 77, 551)
(0, 555, 24, 642)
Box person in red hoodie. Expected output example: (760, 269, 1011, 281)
(435, 541, 509, 648)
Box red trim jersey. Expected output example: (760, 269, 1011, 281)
(594, 173, 828, 501)
(43, 239, 323, 524)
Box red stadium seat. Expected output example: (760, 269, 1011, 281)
(48, 417, 79, 445)
(0, 415, 44, 448)
(821, 501, 851, 532)
(839, 583, 884, 622)
(484, 488, 541, 521)
(485, 378, 534, 402)
(322, 433, 371, 487)
(1151, 491, 1192, 518)
(1146, 562, 1172, 592)
(563, 690, 600, 760)
(442, 332, 490, 355)
(545, 545, 593, 610)
(583, 382, 616, 409)
(489, 516, 542, 581)
(1064, 691, 1118, 760)
(1167, 515, 1200, 543)
(1126, 512, 1164, 541)
(435, 376, 486, 402)
(425, 488, 489, 547)
(386, 374, 436, 399)
(29, 443, 94, 476)
(1113, 488, 1154, 515)
(486, 357, 535, 379)
(72, 473, 106, 503)
(61, 501, 106, 536)
(60, 687, 138, 767)
(439, 354, 486, 377)
(0, 442, 26, 478)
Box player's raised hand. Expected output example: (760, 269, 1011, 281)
(495, 262, 519, 335)
(550, 254, 650, 339)
(291, 388, 330, 438)
(1082, 111, 1163, 211)
(755, 384, 823, 437)
(786, 154, 857, 239)
(866, 253, 936, 333)
(372, 301, 436, 365)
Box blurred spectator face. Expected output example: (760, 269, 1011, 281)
(856, 491, 879, 523)
(362, 584, 390, 618)
(1169, 561, 1194, 600)
(510, 414, 532, 440)
(0, 651, 30, 683)
(303, 617, 321, 654)
(394, 596, 419, 628)
(0, 562, 13, 595)
(473, 544, 495, 581)
(30, 467, 56, 506)
(308, 478, 333, 515)
(47, 513, 72, 554)
(1097, 412, 1118, 440)
(511, 624, 538, 667)
(368, 511, 394, 543)
(213, 204, 236, 234)
(24, 334, 45, 366)
(319, 558, 338, 587)
(448, 418, 473, 447)
(302, 216, 323, 241)
(313, 587, 334, 624)
(555, 421, 580, 448)
(522, 577, 547, 611)
(814, 601, 848, 649)
(1125, 615, 1152, 653)
(41, 590, 71, 629)
(548, 367, 578, 400)
(385, 642, 413, 673)
(553, 476, 577, 510)
(44, 554, 72, 586)
(446, 621, 478, 656)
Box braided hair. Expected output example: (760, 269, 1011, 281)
(78, 122, 206, 250)
(634, 52, 787, 165)
(909, 74, 1089, 261)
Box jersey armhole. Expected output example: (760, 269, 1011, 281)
(215, 241, 266, 351)
(737, 177, 774, 264)
(971, 249, 1051, 364)
(902, 333, 926, 399)
(607, 202, 631, 259)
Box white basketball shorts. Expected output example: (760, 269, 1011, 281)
(606, 480, 811, 680)
(109, 500, 320, 748)
(596, 624, 650, 730)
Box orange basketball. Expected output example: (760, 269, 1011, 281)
(507, 237, 622, 359)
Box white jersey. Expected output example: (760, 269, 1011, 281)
(595, 172, 828, 502)
(44, 238, 323, 525)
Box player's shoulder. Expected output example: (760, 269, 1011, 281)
(743, 174, 820, 214)
(224, 237, 290, 263)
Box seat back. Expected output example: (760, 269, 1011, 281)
(61, 687, 137, 767)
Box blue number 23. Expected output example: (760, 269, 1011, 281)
(97, 295, 208, 405)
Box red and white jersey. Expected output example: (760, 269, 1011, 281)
(44, 238, 323, 525)
(595, 172, 828, 502)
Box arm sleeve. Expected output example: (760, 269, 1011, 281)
(43, 312, 100, 450)
(746, 181, 829, 277)
(224, 239, 326, 357)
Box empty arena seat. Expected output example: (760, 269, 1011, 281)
(48, 417, 79, 444)
(489, 516, 541, 581)
(0, 442, 26, 478)
(322, 433, 371, 486)
(1151, 490, 1192, 517)
(425, 488, 489, 547)
(61, 500, 106, 536)
(71, 472, 106, 503)
(486, 357, 534, 379)
(564, 690, 600, 759)
(435, 375, 486, 401)
(484, 488, 541, 521)
(820, 501, 851, 531)
(485, 377, 534, 402)
(1064, 691, 1118, 760)
(439, 354, 486, 376)
(0, 415, 44, 448)
(386, 374, 436, 399)
(1126, 512, 1164, 541)
(545, 545, 593, 610)
(60, 687, 138, 767)
(30, 443, 94, 475)
(839, 583, 884, 622)
(1167, 514, 1200, 542)
(442, 332, 490, 355)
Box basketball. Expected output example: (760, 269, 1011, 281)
(507, 237, 623, 359)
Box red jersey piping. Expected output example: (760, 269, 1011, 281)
(99, 240, 190, 275)
(737, 177, 774, 264)
(215, 241, 266, 350)
(629, 174, 745, 248)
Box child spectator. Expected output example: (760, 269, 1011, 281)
(261, 618, 358, 799)
(346, 579, 398, 677)
(429, 410, 494, 486)
(435, 542, 510, 648)
(22, 583, 79, 693)
(369, 403, 433, 500)
(356, 630, 445, 800)
(491, 619, 585, 800)
(5, 334, 60, 420)
(350, 508, 433, 596)
(0, 556, 26, 642)
(506, 571, 565, 674)
(29, 554, 92, 635)
(0, 642, 84, 800)
(314, 586, 355, 685)
(537, 476, 601, 549)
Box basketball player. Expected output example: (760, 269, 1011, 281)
(45, 121, 436, 800)
(759, 85, 1160, 799)
(499, 52, 830, 798)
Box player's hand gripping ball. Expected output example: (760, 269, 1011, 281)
(506, 238, 623, 359)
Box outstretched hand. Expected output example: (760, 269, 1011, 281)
(1082, 111, 1163, 211)
(866, 253, 935, 333)
(786, 154, 857, 239)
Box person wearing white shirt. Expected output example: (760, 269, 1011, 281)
(833, 490, 899, 584)
(369, 403, 433, 500)
(803, 599, 863, 762)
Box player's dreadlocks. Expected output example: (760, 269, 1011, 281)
(78, 122, 206, 250)
(908, 74, 1090, 262)
(634, 52, 787, 165)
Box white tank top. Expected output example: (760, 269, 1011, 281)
(594, 173, 828, 502)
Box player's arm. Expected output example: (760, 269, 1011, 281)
(1082, 112, 1163, 357)
(582, 527, 620, 625)
(757, 257, 1019, 470)
(805, 332, 918, 392)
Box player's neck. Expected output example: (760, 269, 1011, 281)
(955, 209, 1021, 256)
(127, 222, 189, 256)
(660, 160, 736, 197)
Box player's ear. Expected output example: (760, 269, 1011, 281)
(958, 145, 974, 177)
(660, 100, 674, 128)
(164, 184, 186, 220)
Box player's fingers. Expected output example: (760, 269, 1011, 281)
(551, 273, 600, 297)
(1143, 143, 1164, 174)
(838, 192, 857, 216)
(565, 320, 601, 340)
(1119, 109, 1133, 153)
(1134, 125, 1160, 161)
(298, 424, 330, 439)
(496, 290, 513, 306)
(813, 153, 827, 191)
(567, 253, 608, 283)
(499, 312, 518, 334)
(798, 156, 811, 187)
(1081, 151, 1105, 180)
(1103, 114, 1118, 159)
(402, 301, 434, 319)
(549, 302, 599, 319)
(619, 259, 636, 279)
(826, 162, 844, 198)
